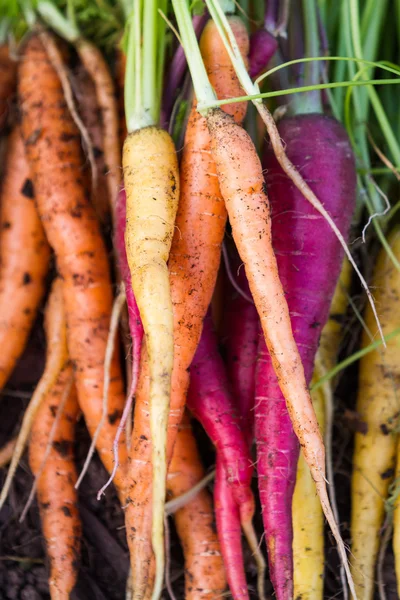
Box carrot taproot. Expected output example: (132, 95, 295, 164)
(29, 362, 81, 600)
(0, 126, 50, 393)
(123, 19, 249, 598)
(351, 229, 400, 599)
(73, 63, 110, 225)
(167, 412, 227, 599)
(0, 43, 16, 128)
(18, 34, 127, 494)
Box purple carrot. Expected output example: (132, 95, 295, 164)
(249, 29, 278, 78)
(222, 248, 259, 445)
(255, 113, 356, 600)
(214, 456, 248, 599)
(187, 311, 258, 599)
(187, 312, 253, 516)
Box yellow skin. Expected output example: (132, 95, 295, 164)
(350, 229, 400, 600)
(293, 260, 351, 600)
(393, 438, 400, 597)
(123, 127, 180, 600)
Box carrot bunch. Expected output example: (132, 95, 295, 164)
(1, 1, 398, 599)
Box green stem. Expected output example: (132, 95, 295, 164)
(200, 78, 400, 111)
(37, 1, 80, 42)
(125, 0, 141, 132)
(142, 0, 157, 125)
(349, 0, 400, 167)
(171, 0, 216, 109)
(311, 327, 400, 392)
(292, 0, 322, 114)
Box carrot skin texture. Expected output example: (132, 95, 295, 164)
(0, 127, 50, 391)
(168, 413, 227, 599)
(18, 35, 127, 493)
(0, 44, 16, 128)
(253, 113, 356, 598)
(73, 63, 110, 225)
(29, 364, 81, 600)
(187, 313, 253, 514)
(352, 229, 400, 599)
(124, 18, 249, 597)
(76, 40, 121, 208)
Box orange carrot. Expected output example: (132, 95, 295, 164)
(75, 39, 121, 208)
(0, 126, 50, 392)
(29, 327, 81, 600)
(0, 44, 16, 128)
(124, 17, 249, 596)
(18, 34, 127, 494)
(167, 412, 226, 599)
(73, 63, 110, 226)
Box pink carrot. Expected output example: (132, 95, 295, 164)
(187, 311, 256, 599)
(255, 113, 356, 599)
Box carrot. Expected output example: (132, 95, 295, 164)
(351, 229, 400, 599)
(0, 43, 16, 128)
(121, 4, 180, 597)
(73, 63, 110, 225)
(37, 1, 121, 209)
(75, 39, 121, 208)
(292, 380, 325, 600)
(124, 18, 249, 597)
(0, 278, 68, 509)
(18, 34, 127, 494)
(29, 362, 81, 600)
(0, 126, 50, 392)
(187, 311, 264, 600)
(167, 412, 227, 599)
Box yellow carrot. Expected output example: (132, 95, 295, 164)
(351, 229, 400, 599)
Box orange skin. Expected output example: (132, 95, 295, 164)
(0, 127, 50, 391)
(73, 63, 110, 226)
(29, 362, 80, 600)
(77, 40, 121, 209)
(124, 17, 248, 598)
(168, 413, 226, 599)
(18, 35, 127, 494)
(0, 44, 16, 128)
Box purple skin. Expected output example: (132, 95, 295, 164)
(255, 113, 356, 600)
(115, 187, 144, 396)
(187, 312, 254, 521)
(222, 258, 259, 446)
(248, 29, 278, 79)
